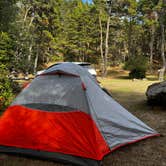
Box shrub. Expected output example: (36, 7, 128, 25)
(124, 56, 148, 79)
(0, 69, 20, 112)
(129, 69, 146, 79)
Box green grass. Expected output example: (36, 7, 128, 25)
(0, 69, 166, 166)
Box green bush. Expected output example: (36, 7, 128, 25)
(0, 69, 20, 112)
(124, 56, 148, 79)
(129, 69, 146, 79)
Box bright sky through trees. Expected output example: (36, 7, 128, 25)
(82, 0, 92, 3)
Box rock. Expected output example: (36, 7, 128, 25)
(146, 81, 166, 105)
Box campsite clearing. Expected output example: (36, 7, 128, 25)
(0, 69, 165, 166)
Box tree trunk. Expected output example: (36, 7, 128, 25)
(28, 43, 32, 62)
(99, 11, 104, 76)
(103, 15, 110, 77)
(28, 16, 34, 29)
(159, 24, 166, 81)
(128, 17, 132, 57)
(27, 16, 34, 72)
(24, 6, 32, 22)
(34, 45, 39, 74)
(149, 24, 155, 72)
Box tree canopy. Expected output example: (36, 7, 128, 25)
(0, 0, 166, 76)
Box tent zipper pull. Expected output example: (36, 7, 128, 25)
(81, 82, 86, 91)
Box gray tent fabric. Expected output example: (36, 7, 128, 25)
(12, 75, 89, 114)
(42, 62, 158, 149)
(85, 78, 156, 148)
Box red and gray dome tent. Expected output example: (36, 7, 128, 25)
(0, 63, 159, 166)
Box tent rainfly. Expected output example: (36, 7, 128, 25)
(0, 63, 159, 166)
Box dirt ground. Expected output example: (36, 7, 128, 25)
(0, 70, 166, 166)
